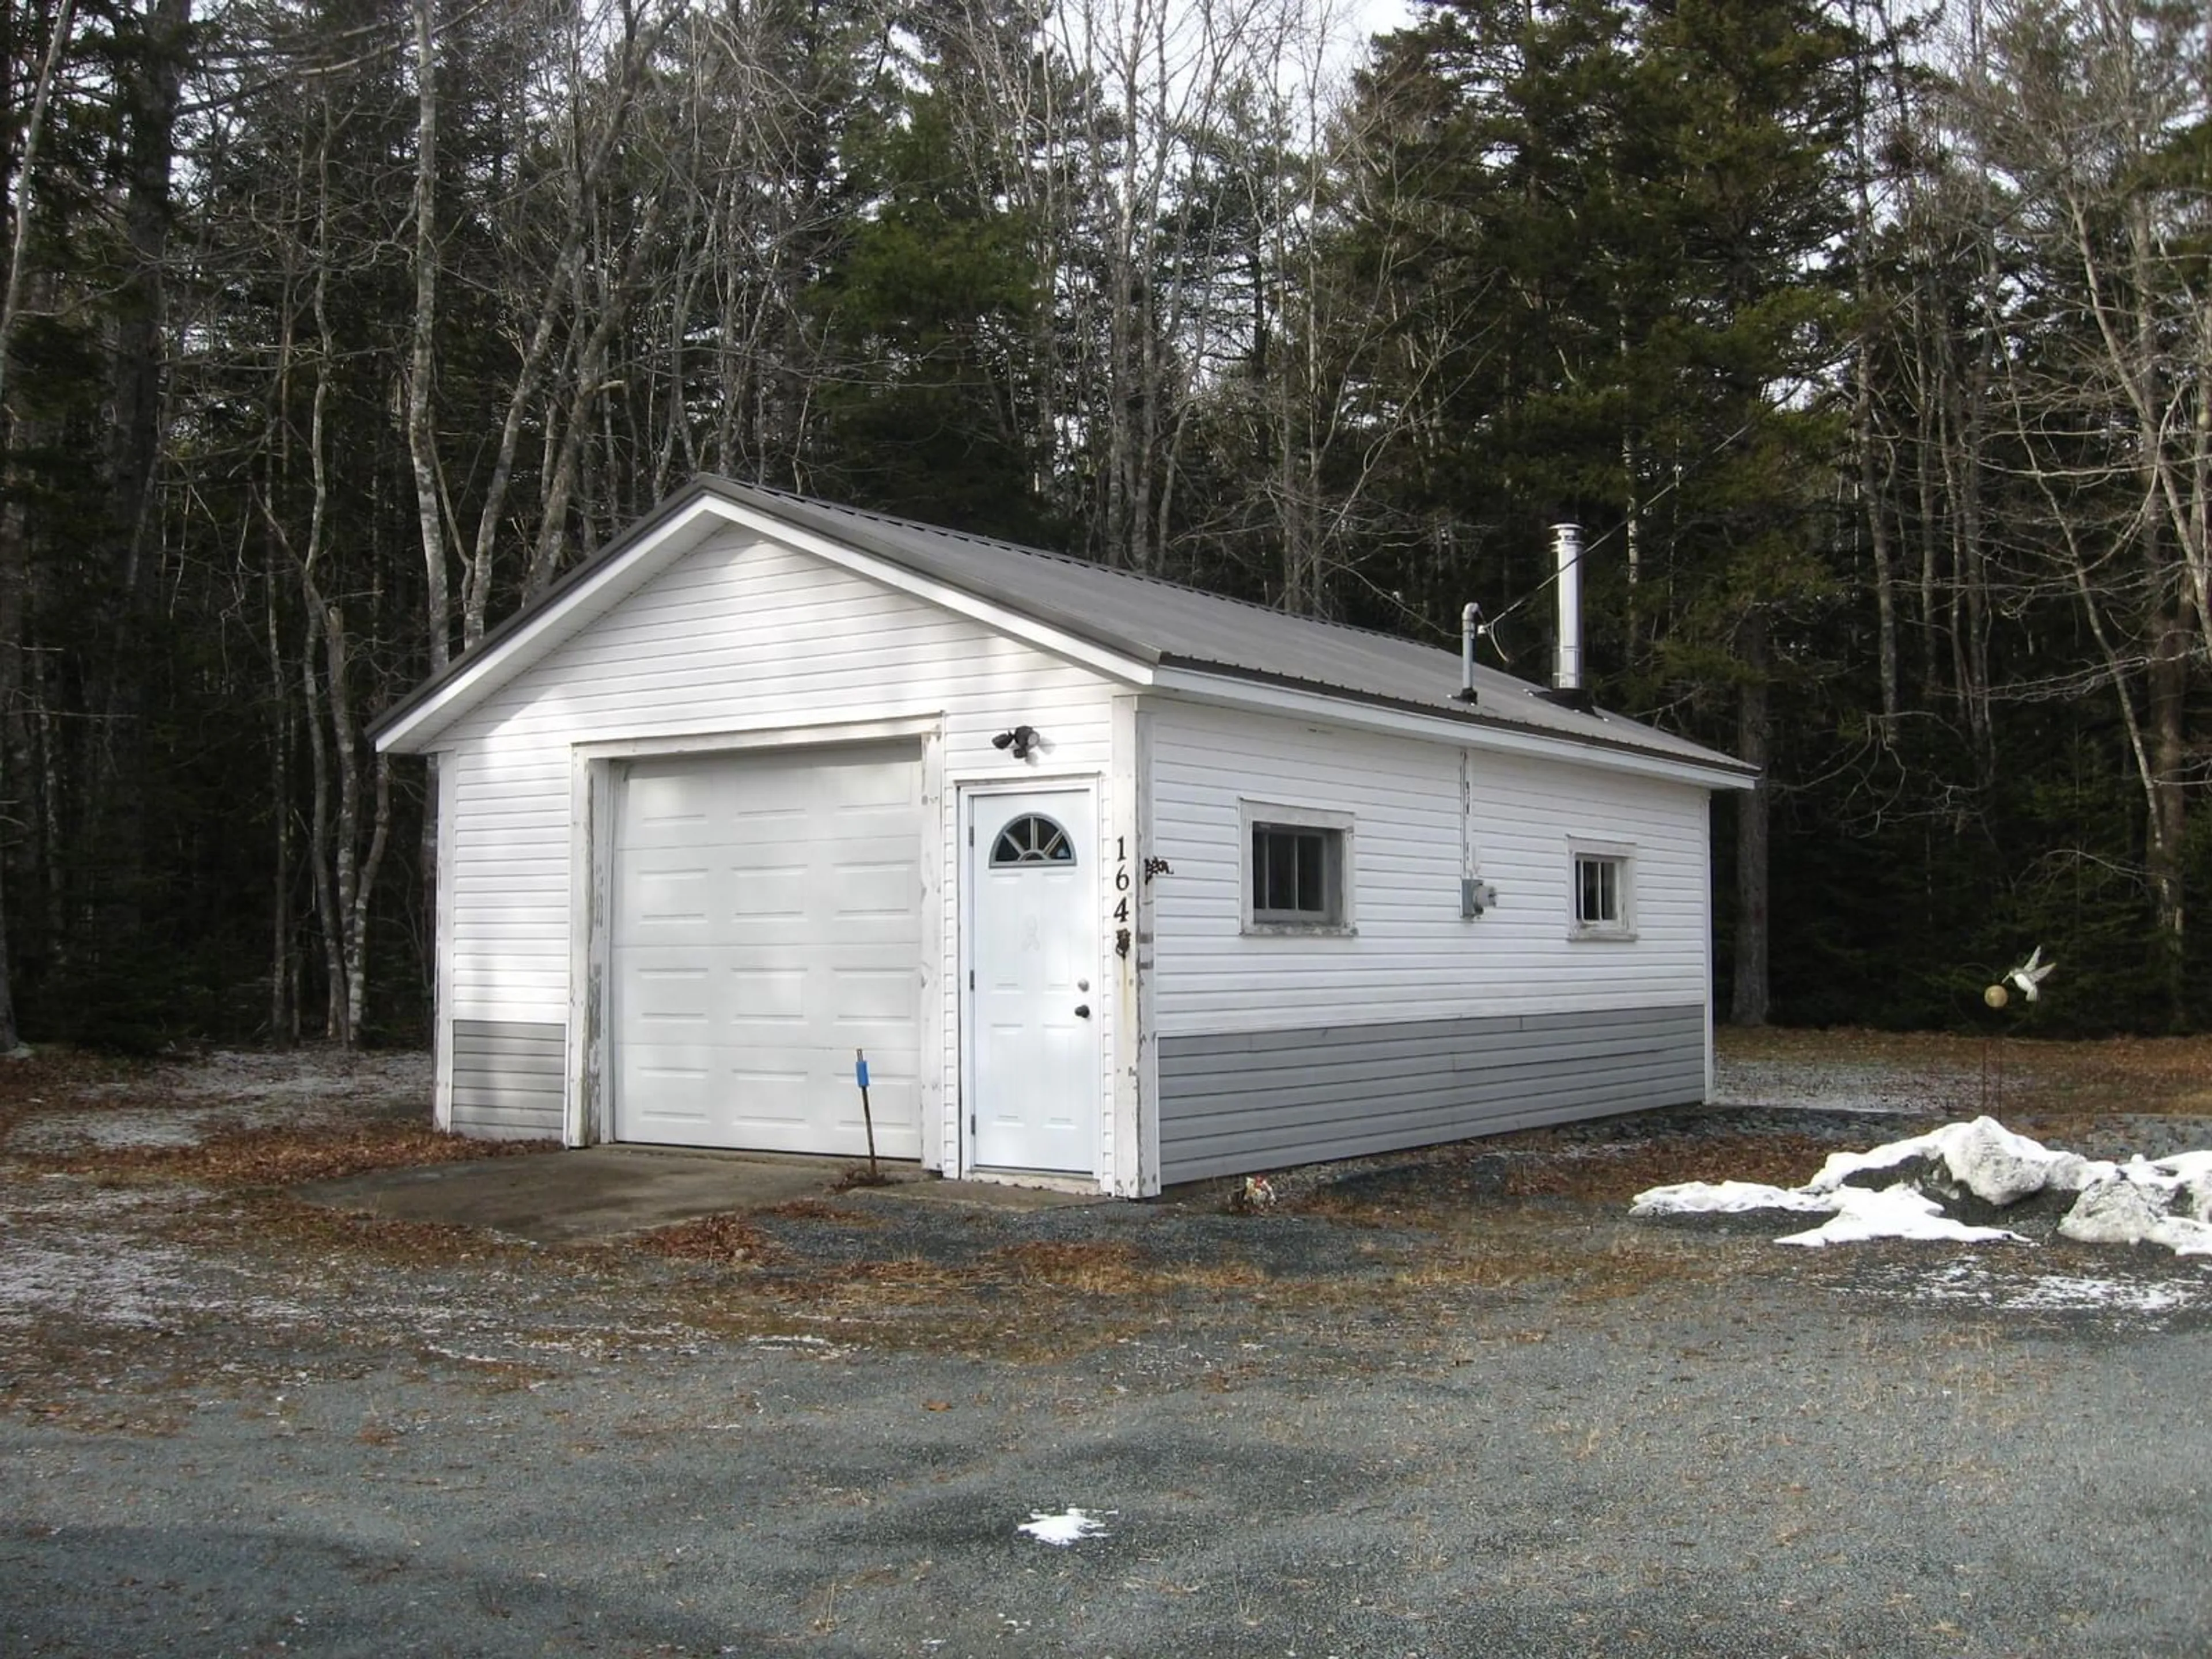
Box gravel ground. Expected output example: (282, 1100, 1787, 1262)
(3, 1043, 2210, 1657)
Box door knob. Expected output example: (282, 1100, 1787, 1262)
(1073, 1003, 1091, 1018)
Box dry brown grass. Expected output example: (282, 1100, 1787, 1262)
(767, 1255, 992, 1320)
(0, 1046, 154, 1105)
(702, 1236, 1283, 1335)
(1280, 1132, 1840, 1226)
(164, 1190, 503, 1264)
(761, 1198, 880, 1225)
(1381, 1218, 1753, 1315)
(1718, 1025, 2212, 1116)
(832, 1255, 968, 1290)
(1500, 1132, 1840, 1204)
(990, 1239, 1154, 1294)
(635, 1211, 774, 1265)
(1280, 1187, 1398, 1226)
(18, 1120, 553, 1187)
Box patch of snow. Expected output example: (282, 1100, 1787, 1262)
(0, 1233, 199, 1327)
(13, 1106, 250, 1152)
(1804, 1116, 2109, 1205)
(2059, 1177, 2212, 1256)
(1630, 1180, 1835, 1217)
(12, 1180, 183, 1219)
(11, 1049, 432, 1153)
(2105, 1152, 2212, 1221)
(1984, 1270, 2192, 1316)
(163, 1049, 430, 1103)
(1018, 1508, 1109, 1546)
(2, 1176, 609, 1352)
(1871, 1260, 2202, 1321)
(1774, 1185, 2028, 1249)
(1633, 1115, 2212, 1264)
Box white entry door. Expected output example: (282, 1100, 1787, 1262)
(967, 787, 1099, 1173)
(611, 744, 923, 1156)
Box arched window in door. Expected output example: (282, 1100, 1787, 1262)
(990, 815, 1075, 866)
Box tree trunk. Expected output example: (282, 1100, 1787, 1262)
(85, 0, 191, 978)
(408, 0, 446, 676)
(408, 0, 446, 1048)
(525, 219, 663, 595)
(1730, 608, 1771, 1027)
(301, 601, 344, 1041)
(1857, 330, 1899, 736)
(267, 565, 291, 1044)
(2147, 594, 2187, 1022)
(0, 0, 70, 1036)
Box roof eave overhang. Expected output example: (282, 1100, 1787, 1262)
(372, 487, 1159, 754)
(1149, 663, 1759, 791)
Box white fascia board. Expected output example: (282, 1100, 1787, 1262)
(1149, 667, 1758, 793)
(374, 503, 731, 753)
(688, 497, 1156, 686)
(376, 494, 1155, 754)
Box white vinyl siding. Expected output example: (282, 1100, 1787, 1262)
(1147, 700, 1710, 1036)
(432, 530, 1122, 1169)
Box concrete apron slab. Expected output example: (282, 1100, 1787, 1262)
(293, 1147, 1103, 1244)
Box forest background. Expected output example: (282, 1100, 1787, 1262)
(0, 0, 2203, 1050)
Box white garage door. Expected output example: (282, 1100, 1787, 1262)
(612, 744, 923, 1156)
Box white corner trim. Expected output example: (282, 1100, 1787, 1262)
(917, 728, 947, 1175)
(431, 753, 457, 1132)
(566, 752, 613, 1147)
(1110, 694, 1155, 1197)
(1149, 667, 1755, 791)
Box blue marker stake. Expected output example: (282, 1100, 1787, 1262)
(855, 1048, 878, 1177)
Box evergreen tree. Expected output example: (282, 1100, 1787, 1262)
(1335, 0, 1864, 1020)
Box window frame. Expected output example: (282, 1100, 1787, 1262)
(1240, 800, 1356, 936)
(1567, 838, 1637, 941)
(989, 813, 1076, 867)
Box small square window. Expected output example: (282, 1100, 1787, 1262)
(1241, 802, 1354, 934)
(1577, 856, 1620, 926)
(1570, 844, 1635, 940)
(1253, 825, 1334, 919)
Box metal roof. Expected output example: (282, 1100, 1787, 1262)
(374, 475, 1753, 781)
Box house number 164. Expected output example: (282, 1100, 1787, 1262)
(1113, 836, 1131, 957)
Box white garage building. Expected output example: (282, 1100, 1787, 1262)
(372, 479, 1755, 1196)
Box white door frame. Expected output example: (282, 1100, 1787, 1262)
(956, 772, 1104, 1183)
(567, 714, 945, 1154)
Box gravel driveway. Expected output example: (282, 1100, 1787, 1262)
(3, 1044, 2209, 1657)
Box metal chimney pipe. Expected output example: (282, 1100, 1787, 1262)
(1457, 603, 1481, 703)
(1551, 522, 1584, 695)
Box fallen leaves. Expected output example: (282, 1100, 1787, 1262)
(636, 1212, 773, 1264)
(21, 1122, 551, 1188)
(1501, 1134, 1843, 1205)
